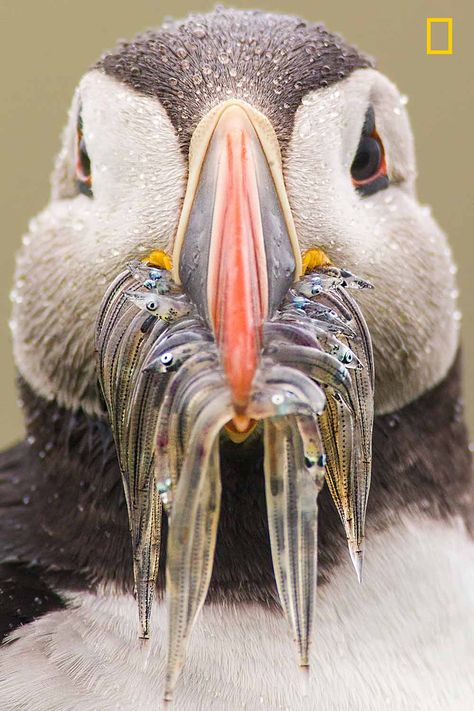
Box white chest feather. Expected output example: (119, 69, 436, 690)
(1, 515, 473, 711)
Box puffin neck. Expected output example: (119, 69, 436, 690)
(1, 354, 471, 603)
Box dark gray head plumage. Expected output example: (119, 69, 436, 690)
(97, 8, 373, 154)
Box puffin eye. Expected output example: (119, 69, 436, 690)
(75, 111, 93, 197)
(351, 106, 388, 197)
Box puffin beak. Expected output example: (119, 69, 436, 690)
(171, 100, 302, 431)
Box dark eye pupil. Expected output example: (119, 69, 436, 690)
(76, 109, 93, 197)
(78, 137, 91, 179)
(351, 135, 381, 182)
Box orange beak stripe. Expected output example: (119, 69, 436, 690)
(207, 108, 268, 431)
(171, 100, 302, 437)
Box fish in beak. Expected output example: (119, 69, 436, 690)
(172, 100, 302, 433)
(95, 100, 375, 702)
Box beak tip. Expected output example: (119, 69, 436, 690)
(232, 412, 252, 432)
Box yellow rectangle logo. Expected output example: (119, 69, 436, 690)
(426, 17, 453, 54)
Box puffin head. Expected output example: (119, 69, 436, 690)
(10, 8, 461, 699)
(12, 8, 458, 423)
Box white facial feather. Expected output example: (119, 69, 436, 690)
(1, 515, 473, 710)
(286, 69, 459, 413)
(11, 69, 459, 415)
(12, 72, 186, 415)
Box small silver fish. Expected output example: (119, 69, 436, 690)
(126, 290, 192, 322)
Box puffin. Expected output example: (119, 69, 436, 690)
(1, 8, 473, 710)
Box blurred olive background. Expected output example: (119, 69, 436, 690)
(0, 0, 472, 447)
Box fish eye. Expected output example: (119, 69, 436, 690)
(146, 300, 157, 312)
(272, 393, 285, 405)
(75, 110, 92, 197)
(317, 453, 327, 468)
(343, 351, 353, 364)
(160, 352, 173, 365)
(292, 296, 306, 309)
(351, 105, 389, 196)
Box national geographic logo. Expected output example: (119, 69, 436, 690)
(426, 17, 453, 54)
